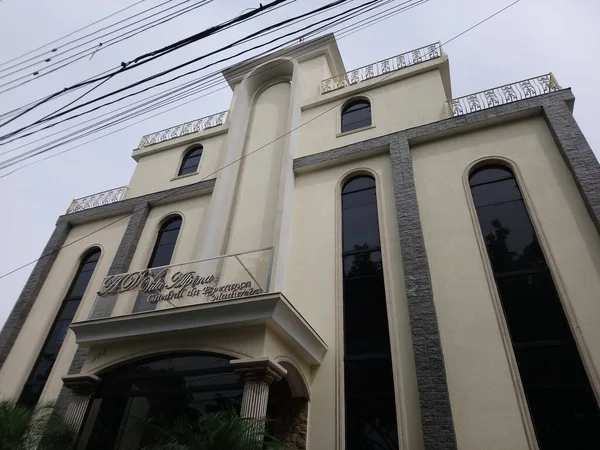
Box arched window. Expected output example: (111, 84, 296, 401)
(341, 176, 398, 449)
(469, 165, 600, 448)
(147, 216, 182, 268)
(77, 353, 243, 449)
(19, 248, 101, 407)
(178, 146, 203, 176)
(341, 99, 371, 133)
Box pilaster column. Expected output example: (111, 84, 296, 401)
(60, 374, 101, 432)
(231, 358, 287, 445)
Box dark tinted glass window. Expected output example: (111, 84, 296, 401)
(178, 146, 202, 176)
(19, 248, 101, 408)
(341, 176, 398, 449)
(469, 165, 600, 449)
(80, 354, 243, 450)
(147, 216, 182, 268)
(341, 100, 372, 133)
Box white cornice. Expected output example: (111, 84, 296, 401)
(70, 292, 327, 365)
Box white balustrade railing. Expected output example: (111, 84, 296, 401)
(450, 73, 561, 117)
(67, 185, 128, 214)
(138, 110, 228, 148)
(321, 42, 442, 94)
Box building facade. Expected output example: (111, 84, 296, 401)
(1, 35, 600, 449)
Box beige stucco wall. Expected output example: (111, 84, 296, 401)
(298, 55, 332, 100)
(111, 194, 212, 317)
(226, 81, 291, 255)
(287, 153, 422, 449)
(125, 129, 227, 199)
(412, 116, 600, 449)
(298, 68, 449, 158)
(0, 215, 128, 401)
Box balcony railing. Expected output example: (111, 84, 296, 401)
(138, 110, 228, 149)
(67, 185, 128, 214)
(321, 42, 442, 94)
(450, 73, 561, 117)
(87, 247, 274, 320)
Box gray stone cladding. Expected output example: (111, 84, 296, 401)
(294, 88, 599, 450)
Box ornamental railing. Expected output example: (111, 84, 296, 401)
(67, 185, 128, 214)
(87, 247, 274, 320)
(449, 73, 561, 117)
(320, 42, 442, 94)
(138, 110, 228, 148)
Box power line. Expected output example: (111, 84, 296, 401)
(0, 0, 415, 168)
(0, 0, 215, 92)
(0, 0, 149, 68)
(0, 0, 522, 281)
(0, 0, 341, 137)
(0, 0, 390, 162)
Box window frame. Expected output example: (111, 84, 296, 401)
(19, 247, 102, 407)
(338, 97, 374, 137)
(337, 172, 400, 450)
(146, 215, 183, 269)
(464, 158, 600, 449)
(175, 145, 203, 178)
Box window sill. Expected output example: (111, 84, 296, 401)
(171, 171, 199, 181)
(336, 124, 375, 138)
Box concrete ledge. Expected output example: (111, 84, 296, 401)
(70, 292, 328, 366)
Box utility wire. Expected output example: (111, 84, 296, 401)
(0, 0, 374, 145)
(0, 0, 413, 167)
(0, 0, 149, 68)
(0, 0, 386, 157)
(0, 0, 290, 133)
(0, 0, 293, 119)
(0, 0, 215, 92)
(0, 0, 522, 281)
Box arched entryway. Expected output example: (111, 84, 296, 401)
(77, 353, 243, 449)
(266, 360, 310, 450)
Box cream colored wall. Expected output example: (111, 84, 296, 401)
(81, 326, 268, 375)
(287, 154, 422, 449)
(412, 116, 600, 449)
(0, 215, 128, 401)
(125, 131, 227, 199)
(225, 81, 291, 256)
(111, 194, 212, 317)
(298, 69, 448, 158)
(298, 55, 331, 100)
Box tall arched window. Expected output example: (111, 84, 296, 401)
(469, 165, 600, 448)
(341, 176, 398, 449)
(147, 216, 182, 268)
(341, 99, 371, 133)
(19, 247, 101, 407)
(178, 146, 202, 176)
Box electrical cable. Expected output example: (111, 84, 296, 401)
(0, 0, 214, 91)
(0, 0, 291, 132)
(0, 0, 149, 68)
(0, 0, 523, 281)
(0, 0, 375, 142)
(0, 0, 409, 166)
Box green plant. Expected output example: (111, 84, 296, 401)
(0, 399, 77, 450)
(140, 409, 286, 450)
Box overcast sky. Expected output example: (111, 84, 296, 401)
(0, 0, 598, 328)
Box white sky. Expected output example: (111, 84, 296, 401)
(0, 0, 598, 328)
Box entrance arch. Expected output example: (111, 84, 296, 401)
(77, 352, 243, 450)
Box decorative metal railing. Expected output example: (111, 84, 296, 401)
(87, 247, 274, 320)
(450, 73, 561, 117)
(67, 185, 128, 214)
(138, 110, 228, 148)
(320, 42, 442, 94)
